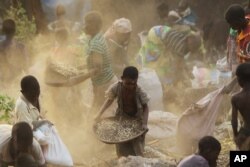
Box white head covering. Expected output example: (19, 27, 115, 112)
(168, 10, 181, 19)
(112, 18, 132, 33)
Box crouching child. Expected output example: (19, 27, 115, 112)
(95, 66, 150, 157)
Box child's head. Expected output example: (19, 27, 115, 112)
(178, 0, 189, 12)
(198, 136, 221, 166)
(236, 63, 250, 87)
(2, 19, 16, 38)
(84, 11, 102, 36)
(121, 66, 139, 90)
(56, 4, 66, 18)
(21, 75, 40, 102)
(225, 4, 246, 31)
(12, 122, 33, 153)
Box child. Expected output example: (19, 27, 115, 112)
(15, 75, 41, 126)
(177, 136, 221, 167)
(231, 63, 250, 150)
(95, 66, 150, 157)
(0, 122, 45, 167)
(14, 75, 73, 166)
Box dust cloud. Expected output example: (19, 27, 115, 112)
(0, 1, 174, 165)
(0, 0, 233, 166)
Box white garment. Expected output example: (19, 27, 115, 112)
(14, 95, 40, 126)
(177, 154, 209, 167)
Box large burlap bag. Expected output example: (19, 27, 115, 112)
(176, 88, 223, 154)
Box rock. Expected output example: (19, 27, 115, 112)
(117, 156, 176, 167)
(148, 111, 178, 139)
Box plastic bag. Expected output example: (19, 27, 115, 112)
(35, 123, 73, 166)
(192, 66, 219, 88)
(216, 56, 230, 72)
(138, 68, 164, 111)
(33, 126, 51, 146)
(0, 124, 12, 149)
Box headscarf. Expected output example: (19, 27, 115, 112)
(138, 25, 171, 64)
(104, 18, 132, 38)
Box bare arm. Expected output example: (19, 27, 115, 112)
(95, 99, 114, 120)
(46, 51, 103, 87)
(231, 96, 238, 137)
(45, 69, 96, 87)
(142, 104, 149, 130)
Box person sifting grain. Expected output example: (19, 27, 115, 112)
(84, 11, 117, 113)
(95, 66, 150, 157)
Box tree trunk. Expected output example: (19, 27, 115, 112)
(13, 0, 48, 34)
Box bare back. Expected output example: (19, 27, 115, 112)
(232, 90, 250, 129)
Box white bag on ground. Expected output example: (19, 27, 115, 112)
(148, 111, 178, 138)
(138, 68, 164, 111)
(33, 124, 52, 146)
(35, 123, 73, 166)
(176, 88, 223, 154)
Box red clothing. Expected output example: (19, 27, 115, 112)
(237, 21, 250, 63)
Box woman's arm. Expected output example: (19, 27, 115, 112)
(45, 69, 96, 87)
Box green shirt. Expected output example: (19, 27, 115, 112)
(229, 28, 237, 37)
(87, 33, 114, 86)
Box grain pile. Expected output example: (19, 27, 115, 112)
(94, 117, 146, 144)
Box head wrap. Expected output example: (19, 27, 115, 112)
(168, 10, 181, 19)
(112, 18, 132, 33)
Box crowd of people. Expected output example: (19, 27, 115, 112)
(1, 0, 250, 167)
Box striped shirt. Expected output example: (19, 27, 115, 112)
(87, 32, 114, 86)
(163, 29, 190, 58)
